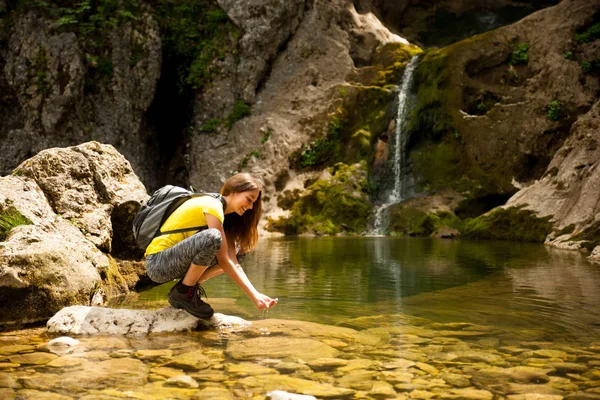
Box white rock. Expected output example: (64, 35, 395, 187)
(165, 375, 199, 388)
(268, 390, 317, 400)
(47, 306, 251, 335)
(48, 336, 80, 347)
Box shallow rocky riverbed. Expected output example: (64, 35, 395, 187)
(1, 310, 600, 400)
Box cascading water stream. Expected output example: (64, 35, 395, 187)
(372, 56, 419, 234)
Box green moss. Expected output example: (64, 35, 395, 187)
(569, 222, 600, 252)
(225, 100, 251, 128)
(546, 99, 561, 121)
(261, 129, 272, 144)
(200, 118, 221, 132)
(564, 51, 575, 61)
(33, 48, 49, 96)
(410, 140, 498, 197)
(575, 22, 600, 44)
(408, 48, 453, 139)
(462, 206, 553, 242)
(510, 43, 529, 65)
(387, 207, 462, 237)
(555, 224, 575, 237)
(267, 162, 371, 235)
(0, 208, 32, 241)
(239, 151, 260, 169)
(369, 42, 422, 86)
(291, 116, 343, 169)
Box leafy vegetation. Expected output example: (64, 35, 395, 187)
(292, 117, 342, 169)
(563, 51, 575, 61)
(33, 48, 49, 96)
(20, 0, 142, 90)
(154, 0, 240, 91)
(545, 99, 561, 121)
(199, 118, 221, 133)
(575, 22, 600, 44)
(261, 129, 272, 144)
(267, 162, 371, 235)
(0, 208, 32, 241)
(239, 151, 260, 169)
(510, 43, 529, 65)
(225, 100, 251, 128)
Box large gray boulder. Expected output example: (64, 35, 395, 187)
(15, 141, 148, 252)
(0, 142, 149, 328)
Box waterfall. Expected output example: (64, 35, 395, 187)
(372, 56, 419, 235)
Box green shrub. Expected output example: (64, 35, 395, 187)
(200, 118, 221, 132)
(546, 99, 561, 121)
(0, 208, 32, 241)
(225, 101, 251, 128)
(510, 43, 529, 65)
(575, 22, 600, 44)
(582, 61, 593, 73)
(261, 129, 272, 144)
(154, 0, 240, 91)
(293, 117, 342, 169)
(563, 51, 575, 61)
(239, 151, 260, 169)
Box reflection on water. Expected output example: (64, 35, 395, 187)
(137, 237, 600, 341)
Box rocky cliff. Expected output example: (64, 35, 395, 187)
(1, 1, 598, 256)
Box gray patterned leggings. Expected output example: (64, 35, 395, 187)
(145, 228, 223, 284)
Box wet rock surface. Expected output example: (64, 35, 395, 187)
(1, 310, 599, 399)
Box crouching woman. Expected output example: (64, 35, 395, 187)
(145, 173, 278, 318)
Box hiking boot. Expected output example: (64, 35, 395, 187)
(168, 283, 214, 319)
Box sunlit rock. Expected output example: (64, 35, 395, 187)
(237, 375, 354, 398)
(305, 358, 348, 370)
(225, 362, 277, 376)
(226, 337, 338, 362)
(164, 350, 212, 371)
(165, 375, 198, 389)
(47, 306, 251, 335)
(0, 345, 36, 355)
(8, 352, 57, 365)
(133, 349, 173, 363)
(46, 356, 86, 368)
(268, 390, 317, 400)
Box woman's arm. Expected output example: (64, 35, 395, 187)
(205, 213, 277, 310)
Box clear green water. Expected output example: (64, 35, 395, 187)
(140, 237, 600, 342)
(2, 237, 600, 399)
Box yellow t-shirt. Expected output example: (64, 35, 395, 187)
(145, 195, 224, 256)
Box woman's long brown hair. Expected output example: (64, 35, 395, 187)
(220, 173, 262, 253)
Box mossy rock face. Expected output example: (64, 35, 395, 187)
(387, 205, 462, 237)
(290, 85, 395, 171)
(462, 207, 553, 243)
(568, 221, 600, 252)
(267, 162, 371, 235)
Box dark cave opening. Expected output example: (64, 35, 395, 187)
(144, 53, 195, 191)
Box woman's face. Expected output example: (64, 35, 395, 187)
(231, 189, 260, 216)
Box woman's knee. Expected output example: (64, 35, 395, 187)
(204, 228, 223, 250)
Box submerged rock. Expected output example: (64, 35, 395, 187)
(46, 306, 251, 335)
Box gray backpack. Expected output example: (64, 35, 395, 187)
(132, 185, 226, 250)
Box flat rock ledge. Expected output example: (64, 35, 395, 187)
(46, 306, 251, 335)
